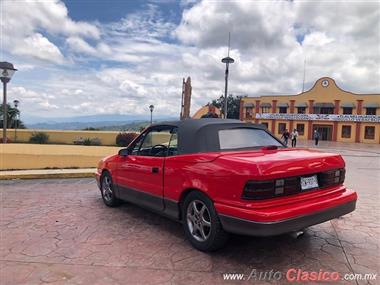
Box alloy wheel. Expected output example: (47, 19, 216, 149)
(186, 200, 211, 242)
(102, 176, 113, 202)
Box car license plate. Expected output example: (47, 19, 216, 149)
(300, 175, 319, 190)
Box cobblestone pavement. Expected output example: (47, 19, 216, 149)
(1, 143, 379, 284)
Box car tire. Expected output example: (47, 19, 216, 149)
(100, 171, 122, 207)
(182, 191, 229, 251)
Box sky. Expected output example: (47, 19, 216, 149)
(0, 0, 379, 121)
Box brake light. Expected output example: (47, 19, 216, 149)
(319, 168, 345, 188)
(242, 168, 345, 200)
(242, 180, 275, 200)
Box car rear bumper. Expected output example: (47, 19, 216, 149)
(216, 186, 357, 236)
(219, 199, 356, 236)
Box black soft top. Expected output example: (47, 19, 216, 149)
(149, 118, 267, 154)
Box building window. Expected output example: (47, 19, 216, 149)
(364, 126, 375, 140)
(342, 107, 353, 115)
(245, 107, 253, 119)
(314, 107, 334, 114)
(278, 123, 286, 134)
(341, 125, 351, 138)
(366, 108, 377, 115)
(296, 124, 305, 135)
(261, 107, 270, 113)
(279, 107, 287, 114)
(297, 107, 306, 114)
(261, 122, 269, 129)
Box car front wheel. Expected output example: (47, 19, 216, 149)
(100, 172, 122, 207)
(182, 191, 229, 251)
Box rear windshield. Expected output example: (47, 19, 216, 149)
(218, 128, 283, 150)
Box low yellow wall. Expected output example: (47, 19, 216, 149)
(7, 129, 136, 146)
(0, 144, 121, 170)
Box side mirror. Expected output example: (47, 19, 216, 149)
(118, 148, 129, 156)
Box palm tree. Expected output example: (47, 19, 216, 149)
(0, 103, 25, 128)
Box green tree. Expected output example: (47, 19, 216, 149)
(0, 103, 26, 128)
(210, 94, 241, 119)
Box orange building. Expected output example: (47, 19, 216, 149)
(240, 77, 380, 144)
(192, 104, 221, 119)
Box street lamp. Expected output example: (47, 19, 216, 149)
(149, 104, 154, 125)
(0, 62, 17, 144)
(221, 56, 234, 119)
(13, 99, 19, 142)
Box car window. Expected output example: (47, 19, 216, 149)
(168, 128, 178, 156)
(138, 127, 173, 157)
(218, 128, 283, 150)
(130, 133, 146, 155)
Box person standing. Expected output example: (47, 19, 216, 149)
(281, 129, 290, 146)
(313, 129, 320, 146)
(291, 128, 299, 147)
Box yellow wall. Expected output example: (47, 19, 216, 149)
(7, 129, 137, 146)
(0, 144, 121, 170)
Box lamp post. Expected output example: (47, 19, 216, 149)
(149, 104, 154, 125)
(0, 62, 17, 144)
(13, 99, 19, 142)
(221, 56, 234, 119)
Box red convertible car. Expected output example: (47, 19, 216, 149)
(96, 119, 357, 251)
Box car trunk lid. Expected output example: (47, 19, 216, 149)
(218, 148, 344, 179)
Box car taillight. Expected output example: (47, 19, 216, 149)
(242, 180, 275, 200)
(319, 168, 345, 188)
(242, 168, 345, 200)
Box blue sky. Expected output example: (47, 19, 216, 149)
(1, 0, 379, 121)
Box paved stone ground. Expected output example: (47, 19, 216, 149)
(1, 142, 379, 285)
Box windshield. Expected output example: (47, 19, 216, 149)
(218, 128, 283, 150)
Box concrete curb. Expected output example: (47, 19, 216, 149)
(0, 169, 96, 180)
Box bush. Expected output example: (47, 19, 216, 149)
(116, 132, 139, 147)
(90, 138, 101, 146)
(0, 137, 12, 143)
(82, 137, 101, 146)
(83, 138, 92, 146)
(29, 132, 49, 144)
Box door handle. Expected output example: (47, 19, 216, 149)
(152, 167, 159, 173)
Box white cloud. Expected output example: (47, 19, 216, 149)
(66, 37, 97, 55)
(2, 0, 379, 121)
(13, 33, 64, 63)
(1, 0, 100, 63)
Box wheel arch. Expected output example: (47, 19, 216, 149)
(177, 188, 213, 221)
(100, 169, 110, 183)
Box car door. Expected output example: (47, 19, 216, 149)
(117, 126, 174, 212)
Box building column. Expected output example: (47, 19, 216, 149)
(355, 100, 363, 143)
(254, 100, 260, 123)
(289, 100, 295, 131)
(334, 100, 340, 114)
(271, 100, 277, 134)
(239, 100, 244, 121)
(356, 100, 363, 115)
(355, 123, 361, 143)
(307, 100, 314, 140)
(290, 100, 295, 114)
(308, 100, 314, 114)
(308, 121, 313, 140)
(332, 122, 338, 141)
